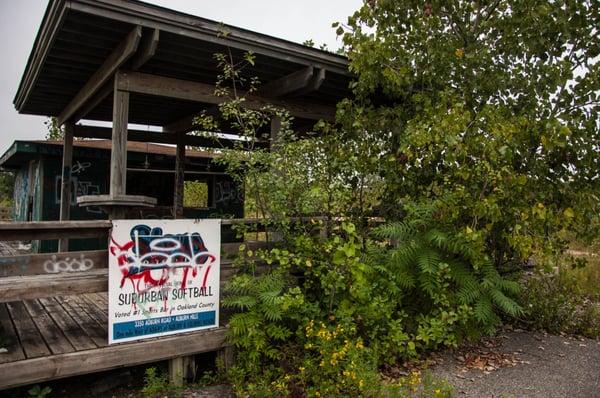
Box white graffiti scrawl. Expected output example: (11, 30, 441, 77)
(43, 253, 95, 273)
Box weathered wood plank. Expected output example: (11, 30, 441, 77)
(259, 66, 314, 98)
(73, 124, 269, 150)
(0, 220, 111, 241)
(294, 68, 326, 97)
(57, 26, 142, 125)
(0, 217, 321, 241)
(131, 28, 159, 70)
(93, 292, 109, 307)
(38, 297, 97, 352)
(6, 301, 51, 359)
(0, 304, 25, 364)
(56, 296, 107, 348)
(0, 243, 266, 278)
(0, 250, 106, 277)
(116, 71, 335, 121)
(0, 270, 108, 303)
(22, 299, 75, 355)
(0, 327, 228, 390)
(76, 295, 108, 332)
(80, 293, 108, 317)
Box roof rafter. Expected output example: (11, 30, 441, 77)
(57, 26, 142, 126)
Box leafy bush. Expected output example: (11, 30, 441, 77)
(141, 367, 181, 398)
(368, 220, 522, 354)
(521, 267, 600, 339)
(222, 220, 519, 395)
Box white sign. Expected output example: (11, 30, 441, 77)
(108, 219, 221, 344)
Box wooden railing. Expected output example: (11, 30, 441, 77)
(0, 218, 325, 303)
(0, 217, 329, 389)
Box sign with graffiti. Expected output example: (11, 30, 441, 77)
(108, 219, 221, 344)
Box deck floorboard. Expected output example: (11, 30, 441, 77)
(6, 301, 51, 359)
(22, 299, 75, 355)
(0, 293, 227, 390)
(0, 304, 25, 364)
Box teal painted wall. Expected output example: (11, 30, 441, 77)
(11, 155, 244, 252)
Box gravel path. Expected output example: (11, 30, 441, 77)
(432, 330, 600, 398)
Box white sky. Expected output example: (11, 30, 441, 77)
(0, 0, 361, 154)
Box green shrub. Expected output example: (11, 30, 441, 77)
(521, 268, 600, 339)
(367, 220, 522, 358)
(222, 220, 518, 395)
(27, 385, 51, 398)
(141, 367, 181, 398)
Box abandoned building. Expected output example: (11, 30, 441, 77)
(0, 0, 351, 390)
(0, 139, 244, 252)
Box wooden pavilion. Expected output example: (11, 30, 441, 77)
(0, 0, 350, 390)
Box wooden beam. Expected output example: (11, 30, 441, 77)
(110, 83, 129, 200)
(0, 221, 111, 241)
(58, 122, 74, 252)
(0, 327, 228, 390)
(70, 30, 159, 123)
(162, 107, 220, 134)
(0, 250, 107, 277)
(294, 68, 326, 97)
(131, 28, 159, 70)
(116, 71, 335, 121)
(73, 125, 269, 150)
(0, 244, 260, 278)
(71, 81, 113, 123)
(260, 66, 314, 98)
(57, 26, 142, 125)
(0, 269, 108, 303)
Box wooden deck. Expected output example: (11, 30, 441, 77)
(0, 293, 227, 390)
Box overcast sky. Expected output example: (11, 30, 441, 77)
(0, 0, 361, 154)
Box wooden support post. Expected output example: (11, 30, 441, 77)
(182, 356, 197, 380)
(58, 123, 74, 252)
(109, 79, 129, 219)
(168, 355, 197, 385)
(168, 356, 184, 386)
(173, 132, 185, 219)
(217, 346, 234, 371)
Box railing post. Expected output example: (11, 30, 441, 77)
(173, 132, 185, 219)
(58, 122, 74, 252)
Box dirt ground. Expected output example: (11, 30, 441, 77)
(431, 329, 600, 398)
(3, 329, 598, 397)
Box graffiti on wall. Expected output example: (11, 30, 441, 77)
(71, 161, 91, 175)
(54, 175, 102, 214)
(13, 169, 28, 220)
(215, 180, 243, 206)
(108, 219, 221, 344)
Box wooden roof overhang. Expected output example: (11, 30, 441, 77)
(14, 0, 352, 134)
(14, 0, 352, 218)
